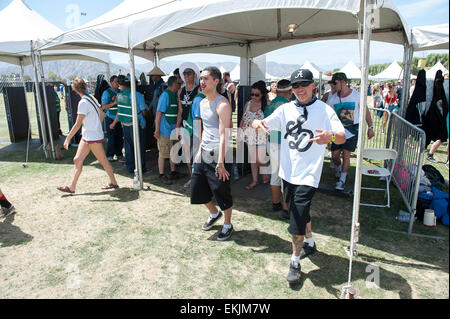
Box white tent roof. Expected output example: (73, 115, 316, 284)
(0, 0, 110, 66)
(38, 0, 410, 60)
(426, 61, 449, 79)
(371, 60, 403, 81)
(338, 61, 361, 79)
(230, 65, 240, 81)
(300, 61, 331, 80)
(412, 24, 449, 51)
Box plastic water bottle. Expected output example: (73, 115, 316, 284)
(233, 164, 239, 180)
(133, 174, 139, 191)
(395, 213, 411, 222)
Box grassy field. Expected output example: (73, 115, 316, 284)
(0, 93, 448, 299)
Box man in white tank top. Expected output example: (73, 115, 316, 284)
(190, 67, 234, 241)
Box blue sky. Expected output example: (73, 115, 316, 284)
(0, 0, 448, 69)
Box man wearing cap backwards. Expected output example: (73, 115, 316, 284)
(176, 62, 200, 186)
(252, 69, 346, 285)
(327, 72, 374, 191)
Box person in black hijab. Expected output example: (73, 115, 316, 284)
(422, 70, 448, 163)
(405, 69, 426, 126)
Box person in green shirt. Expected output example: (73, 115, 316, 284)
(264, 79, 291, 219)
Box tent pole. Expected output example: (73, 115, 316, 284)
(106, 63, 111, 79)
(19, 58, 32, 165)
(30, 44, 49, 159)
(37, 50, 56, 160)
(345, 0, 373, 293)
(128, 48, 143, 190)
(401, 44, 413, 118)
(318, 71, 323, 98)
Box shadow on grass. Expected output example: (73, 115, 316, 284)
(60, 187, 140, 202)
(0, 213, 33, 248)
(296, 251, 412, 299)
(205, 228, 292, 255)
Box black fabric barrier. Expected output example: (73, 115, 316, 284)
(65, 86, 82, 144)
(2, 86, 31, 143)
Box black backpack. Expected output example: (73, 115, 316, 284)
(422, 164, 445, 186)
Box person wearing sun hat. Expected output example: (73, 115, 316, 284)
(148, 66, 167, 116)
(251, 68, 346, 285)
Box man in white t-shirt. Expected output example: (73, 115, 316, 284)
(327, 72, 374, 190)
(252, 69, 346, 285)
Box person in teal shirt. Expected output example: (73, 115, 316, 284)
(264, 79, 292, 219)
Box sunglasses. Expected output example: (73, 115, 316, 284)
(183, 71, 193, 76)
(292, 81, 313, 89)
(251, 93, 261, 97)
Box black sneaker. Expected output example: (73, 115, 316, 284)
(272, 202, 282, 212)
(426, 155, 437, 163)
(2, 205, 16, 217)
(300, 242, 317, 259)
(217, 224, 233, 241)
(169, 171, 181, 180)
(287, 262, 301, 284)
(202, 211, 223, 230)
(280, 210, 289, 220)
(159, 174, 172, 185)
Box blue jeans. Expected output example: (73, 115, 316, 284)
(105, 116, 123, 158)
(122, 125, 147, 174)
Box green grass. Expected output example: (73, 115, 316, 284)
(0, 97, 448, 299)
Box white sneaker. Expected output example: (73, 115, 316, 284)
(335, 180, 345, 191)
(184, 179, 191, 188)
(107, 156, 114, 161)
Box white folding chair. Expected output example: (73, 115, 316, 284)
(360, 148, 398, 208)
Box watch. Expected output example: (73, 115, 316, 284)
(368, 126, 374, 130)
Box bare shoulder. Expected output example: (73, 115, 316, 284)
(217, 96, 231, 111)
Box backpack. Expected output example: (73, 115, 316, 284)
(422, 165, 445, 186)
(150, 82, 168, 116)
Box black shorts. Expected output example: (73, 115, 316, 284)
(190, 150, 233, 211)
(282, 180, 317, 236)
(331, 135, 358, 152)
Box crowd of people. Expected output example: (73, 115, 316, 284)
(39, 60, 382, 285)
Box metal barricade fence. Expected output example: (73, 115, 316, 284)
(363, 107, 426, 234)
(365, 107, 391, 149)
(386, 112, 426, 234)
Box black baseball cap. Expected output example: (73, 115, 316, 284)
(331, 72, 348, 83)
(290, 69, 314, 85)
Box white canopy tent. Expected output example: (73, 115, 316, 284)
(370, 60, 403, 81)
(426, 61, 449, 79)
(0, 0, 111, 66)
(38, 0, 410, 62)
(35, 0, 416, 297)
(300, 61, 331, 81)
(230, 65, 240, 81)
(0, 0, 111, 160)
(37, 1, 411, 265)
(338, 60, 362, 79)
(411, 23, 449, 52)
